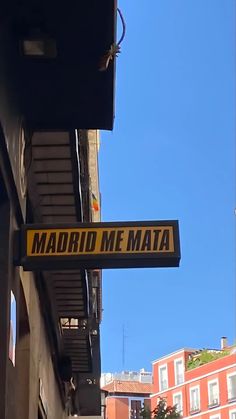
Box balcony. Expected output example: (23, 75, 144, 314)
(228, 396, 236, 403)
(208, 399, 220, 408)
(190, 406, 201, 415)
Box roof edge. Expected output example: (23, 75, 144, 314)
(152, 348, 198, 365)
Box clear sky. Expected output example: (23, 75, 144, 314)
(99, 0, 235, 373)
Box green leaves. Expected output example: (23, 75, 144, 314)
(140, 397, 181, 419)
(187, 350, 230, 370)
(140, 405, 152, 419)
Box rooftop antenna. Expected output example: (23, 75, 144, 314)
(122, 324, 127, 370)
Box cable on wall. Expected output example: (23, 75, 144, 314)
(99, 7, 126, 71)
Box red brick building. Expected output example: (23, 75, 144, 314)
(151, 339, 236, 419)
(102, 371, 152, 418)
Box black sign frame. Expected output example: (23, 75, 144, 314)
(17, 220, 181, 271)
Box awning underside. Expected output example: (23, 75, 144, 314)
(27, 131, 94, 373)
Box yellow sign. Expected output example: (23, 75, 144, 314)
(19, 221, 180, 270)
(27, 225, 175, 256)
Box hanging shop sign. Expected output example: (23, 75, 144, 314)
(17, 221, 180, 271)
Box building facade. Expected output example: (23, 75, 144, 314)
(102, 370, 152, 419)
(0, 127, 104, 418)
(0, 1, 116, 417)
(151, 339, 236, 419)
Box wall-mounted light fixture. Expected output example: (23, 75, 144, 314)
(21, 38, 57, 58)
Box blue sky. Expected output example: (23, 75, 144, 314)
(99, 0, 235, 373)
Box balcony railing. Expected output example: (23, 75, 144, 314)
(190, 406, 201, 415)
(208, 398, 219, 408)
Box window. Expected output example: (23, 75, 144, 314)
(130, 400, 142, 419)
(229, 410, 236, 419)
(189, 386, 200, 413)
(208, 379, 219, 407)
(227, 373, 236, 401)
(210, 414, 221, 419)
(174, 358, 184, 385)
(173, 392, 183, 415)
(159, 364, 168, 391)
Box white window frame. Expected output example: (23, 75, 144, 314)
(158, 364, 168, 391)
(129, 396, 145, 419)
(208, 378, 219, 407)
(210, 414, 221, 419)
(173, 391, 183, 415)
(229, 409, 236, 419)
(174, 357, 184, 385)
(227, 372, 236, 401)
(189, 384, 200, 412)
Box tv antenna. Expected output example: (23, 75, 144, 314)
(122, 324, 128, 370)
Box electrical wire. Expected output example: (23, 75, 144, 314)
(99, 7, 126, 71)
(117, 7, 126, 47)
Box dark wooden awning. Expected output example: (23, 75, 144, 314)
(44, 269, 91, 372)
(28, 131, 82, 222)
(26, 131, 99, 375)
(4, 0, 117, 130)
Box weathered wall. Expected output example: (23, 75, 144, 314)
(0, 110, 66, 419)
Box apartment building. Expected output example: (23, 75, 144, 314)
(101, 370, 153, 419)
(0, 1, 116, 417)
(151, 338, 236, 419)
